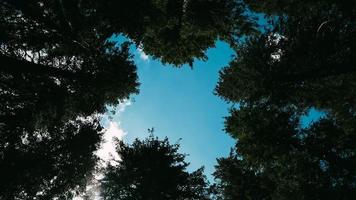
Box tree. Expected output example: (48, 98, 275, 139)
(1, 44, 138, 127)
(1, 0, 257, 71)
(214, 0, 356, 199)
(1, 0, 140, 124)
(101, 0, 257, 65)
(214, 107, 356, 200)
(213, 151, 274, 200)
(101, 135, 210, 200)
(0, 118, 103, 199)
(216, 0, 356, 113)
(0, 2, 137, 198)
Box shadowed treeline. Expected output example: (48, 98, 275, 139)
(214, 0, 356, 199)
(0, 0, 355, 199)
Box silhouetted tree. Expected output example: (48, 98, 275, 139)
(1, 0, 257, 69)
(216, 0, 356, 113)
(214, 0, 356, 199)
(212, 151, 274, 200)
(101, 135, 210, 200)
(214, 107, 356, 199)
(1, 0, 140, 127)
(0, 118, 103, 199)
(101, 0, 257, 65)
(1, 45, 138, 128)
(0, 2, 137, 199)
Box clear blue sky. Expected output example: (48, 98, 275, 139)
(107, 38, 236, 180)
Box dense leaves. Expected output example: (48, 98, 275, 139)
(214, 109, 356, 199)
(214, 0, 356, 199)
(101, 136, 210, 200)
(217, 0, 356, 111)
(1, 0, 355, 199)
(0, 119, 102, 199)
(213, 152, 274, 200)
(0, 0, 139, 121)
(103, 0, 257, 65)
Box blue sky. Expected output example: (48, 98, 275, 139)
(103, 39, 236, 180)
(101, 36, 325, 181)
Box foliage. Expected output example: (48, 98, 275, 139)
(0, 119, 103, 199)
(216, 0, 356, 112)
(214, 108, 356, 199)
(0, 0, 139, 121)
(0, 1, 138, 199)
(101, 135, 211, 200)
(214, 0, 356, 199)
(102, 0, 257, 65)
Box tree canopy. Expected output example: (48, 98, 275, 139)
(101, 0, 257, 65)
(101, 135, 211, 200)
(1, 0, 255, 198)
(217, 0, 355, 111)
(0, 118, 102, 199)
(1, 0, 355, 199)
(214, 0, 356, 199)
(213, 106, 356, 199)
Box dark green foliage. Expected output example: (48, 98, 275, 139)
(0, 1, 138, 199)
(214, 0, 356, 199)
(103, 0, 257, 65)
(213, 152, 274, 200)
(216, 3, 356, 111)
(1, 0, 257, 66)
(3, 0, 355, 199)
(0, 119, 103, 199)
(0, 1, 139, 121)
(225, 106, 299, 165)
(214, 109, 356, 199)
(0, 44, 138, 126)
(101, 136, 210, 200)
(0, 61, 108, 199)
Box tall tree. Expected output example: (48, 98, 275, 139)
(1, 0, 139, 119)
(213, 151, 274, 200)
(214, 107, 356, 199)
(214, 0, 356, 199)
(216, 0, 356, 113)
(0, 118, 103, 199)
(1, 0, 257, 70)
(102, 0, 257, 65)
(0, 1, 137, 199)
(101, 135, 210, 200)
